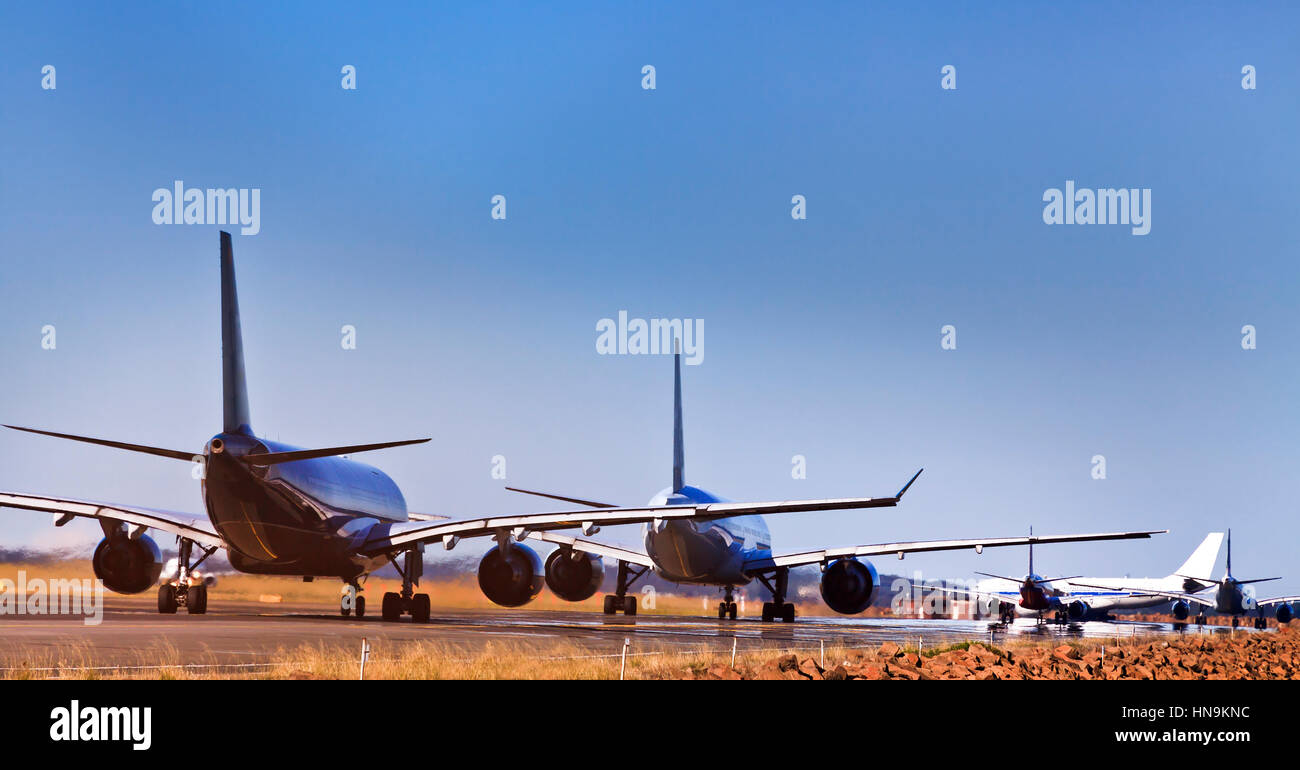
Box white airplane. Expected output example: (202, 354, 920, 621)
(1075, 530, 1299, 629)
(928, 532, 1221, 624)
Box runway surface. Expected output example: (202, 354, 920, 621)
(0, 596, 1238, 673)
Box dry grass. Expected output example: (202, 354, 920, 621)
(0, 638, 854, 680)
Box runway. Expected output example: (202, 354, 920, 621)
(0, 596, 1230, 673)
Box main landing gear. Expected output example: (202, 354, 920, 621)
(1253, 614, 1268, 630)
(755, 567, 796, 623)
(717, 586, 738, 620)
(380, 545, 431, 623)
(157, 536, 218, 615)
(602, 560, 648, 616)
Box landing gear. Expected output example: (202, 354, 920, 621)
(1231, 616, 1240, 629)
(157, 536, 217, 615)
(717, 586, 738, 620)
(158, 584, 178, 613)
(1254, 615, 1267, 630)
(379, 546, 432, 622)
(601, 560, 648, 616)
(756, 568, 796, 622)
(1196, 612, 1207, 626)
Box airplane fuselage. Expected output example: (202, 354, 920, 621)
(201, 431, 406, 579)
(642, 485, 771, 586)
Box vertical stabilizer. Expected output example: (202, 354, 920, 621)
(1225, 528, 1232, 579)
(1172, 532, 1224, 582)
(672, 339, 684, 493)
(220, 231, 252, 435)
(1028, 525, 1034, 576)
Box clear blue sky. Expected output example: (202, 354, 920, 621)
(2, 2, 1297, 593)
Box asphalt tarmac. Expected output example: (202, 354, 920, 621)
(0, 596, 1235, 674)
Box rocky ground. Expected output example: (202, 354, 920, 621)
(684, 625, 1300, 680)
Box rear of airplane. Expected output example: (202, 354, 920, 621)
(220, 231, 253, 436)
(1171, 532, 1223, 589)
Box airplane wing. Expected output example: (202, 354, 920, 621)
(923, 583, 1018, 609)
(1255, 596, 1300, 608)
(740, 530, 1166, 574)
(523, 531, 656, 568)
(1068, 582, 1216, 608)
(0, 490, 224, 549)
(360, 470, 924, 555)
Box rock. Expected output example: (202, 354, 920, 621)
(776, 654, 799, 673)
(825, 665, 848, 681)
(878, 642, 902, 658)
(797, 658, 824, 680)
(706, 664, 742, 680)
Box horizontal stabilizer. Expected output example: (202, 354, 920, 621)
(4, 425, 195, 462)
(241, 438, 430, 466)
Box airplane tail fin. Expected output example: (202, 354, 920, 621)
(672, 339, 684, 493)
(1172, 532, 1223, 582)
(221, 231, 252, 436)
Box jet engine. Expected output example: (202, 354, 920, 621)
(819, 557, 878, 615)
(477, 543, 544, 607)
(92, 535, 164, 594)
(1067, 600, 1090, 620)
(1275, 602, 1294, 624)
(1171, 600, 1191, 621)
(544, 548, 604, 602)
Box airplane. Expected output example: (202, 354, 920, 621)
(1074, 530, 1299, 630)
(0, 231, 1164, 623)
(926, 531, 1218, 624)
(501, 346, 1165, 622)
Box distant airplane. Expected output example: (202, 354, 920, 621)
(503, 346, 1164, 622)
(1074, 530, 1298, 629)
(929, 532, 1220, 624)
(0, 232, 1164, 623)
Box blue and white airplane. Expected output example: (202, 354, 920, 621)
(502, 345, 1164, 622)
(0, 232, 1162, 623)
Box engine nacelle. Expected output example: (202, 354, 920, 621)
(1171, 600, 1191, 621)
(544, 548, 604, 602)
(92, 535, 164, 594)
(477, 543, 544, 607)
(1275, 602, 1294, 624)
(1067, 600, 1090, 620)
(819, 557, 878, 615)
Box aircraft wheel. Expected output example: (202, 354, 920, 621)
(411, 593, 431, 623)
(761, 602, 775, 622)
(381, 591, 402, 622)
(354, 595, 366, 618)
(158, 584, 178, 614)
(718, 602, 727, 619)
(781, 603, 795, 623)
(602, 595, 617, 614)
(623, 596, 637, 616)
(728, 602, 738, 621)
(186, 584, 208, 614)
(1232, 616, 1240, 628)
